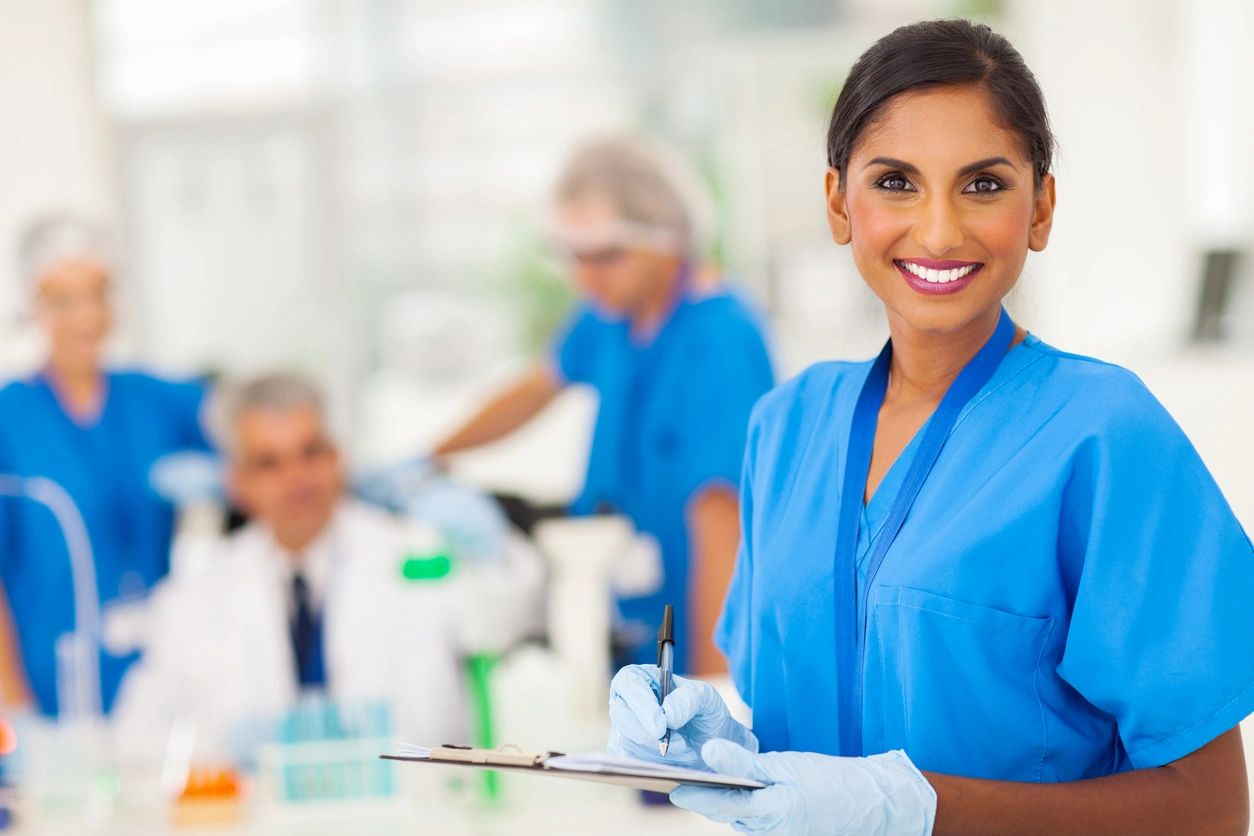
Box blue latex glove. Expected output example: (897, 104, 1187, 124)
(607, 664, 758, 771)
(405, 478, 507, 563)
(355, 456, 439, 510)
(671, 739, 937, 836)
(356, 458, 506, 563)
(148, 451, 223, 506)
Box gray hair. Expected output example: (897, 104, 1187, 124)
(211, 371, 326, 456)
(552, 136, 715, 256)
(18, 214, 115, 291)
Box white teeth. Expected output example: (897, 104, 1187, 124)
(900, 261, 979, 283)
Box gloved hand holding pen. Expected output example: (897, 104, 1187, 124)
(607, 664, 937, 835)
(608, 664, 758, 771)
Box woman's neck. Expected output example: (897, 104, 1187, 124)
(47, 359, 104, 419)
(629, 259, 687, 338)
(884, 307, 1012, 405)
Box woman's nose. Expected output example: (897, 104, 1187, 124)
(912, 193, 965, 255)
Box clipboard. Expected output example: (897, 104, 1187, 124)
(381, 744, 767, 794)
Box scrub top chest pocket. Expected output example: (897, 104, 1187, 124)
(862, 585, 1055, 782)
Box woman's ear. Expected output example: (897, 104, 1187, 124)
(825, 168, 852, 245)
(1028, 173, 1056, 252)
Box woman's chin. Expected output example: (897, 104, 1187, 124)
(880, 286, 1007, 339)
(50, 349, 104, 374)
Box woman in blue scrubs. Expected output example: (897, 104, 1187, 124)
(0, 217, 212, 717)
(435, 138, 774, 674)
(609, 20, 1254, 835)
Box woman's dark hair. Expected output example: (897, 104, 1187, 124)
(827, 19, 1054, 189)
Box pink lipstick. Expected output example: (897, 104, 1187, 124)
(894, 258, 983, 296)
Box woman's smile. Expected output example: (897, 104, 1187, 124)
(893, 258, 984, 295)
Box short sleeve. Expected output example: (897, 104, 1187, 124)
(548, 305, 601, 386)
(1057, 376, 1254, 768)
(679, 319, 774, 500)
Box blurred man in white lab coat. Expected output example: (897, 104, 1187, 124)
(115, 372, 541, 760)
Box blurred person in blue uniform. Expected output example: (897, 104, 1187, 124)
(609, 20, 1254, 835)
(434, 137, 775, 674)
(0, 216, 212, 717)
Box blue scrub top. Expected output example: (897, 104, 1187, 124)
(718, 334, 1254, 782)
(0, 370, 211, 716)
(552, 286, 774, 673)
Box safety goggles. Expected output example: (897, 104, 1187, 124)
(546, 222, 681, 266)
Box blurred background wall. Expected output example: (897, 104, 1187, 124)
(1, 0, 1251, 518)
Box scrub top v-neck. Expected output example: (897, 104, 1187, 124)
(718, 334, 1254, 783)
(858, 430, 923, 583)
(0, 369, 211, 715)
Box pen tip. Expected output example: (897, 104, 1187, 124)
(659, 741, 669, 757)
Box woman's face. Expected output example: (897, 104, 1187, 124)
(826, 84, 1055, 337)
(551, 193, 680, 318)
(34, 259, 113, 371)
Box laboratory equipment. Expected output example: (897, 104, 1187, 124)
(0, 476, 102, 721)
(536, 515, 633, 724)
(0, 475, 114, 820)
(256, 697, 396, 806)
(171, 764, 243, 827)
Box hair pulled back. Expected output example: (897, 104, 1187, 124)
(827, 19, 1054, 189)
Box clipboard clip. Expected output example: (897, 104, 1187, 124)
(430, 744, 566, 767)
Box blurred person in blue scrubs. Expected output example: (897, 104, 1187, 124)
(434, 137, 774, 675)
(114, 373, 541, 759)
(609, 20, 1254, 835)
(0, 216, 212, 717)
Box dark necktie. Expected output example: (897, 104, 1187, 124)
(289, 571, 326, 689)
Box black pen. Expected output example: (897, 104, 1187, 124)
(656, 604, 675, 757)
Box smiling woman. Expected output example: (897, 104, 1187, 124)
(824, 79, 1059, 502)
(606, 18, 1254, 836)
(830, 84, 1053, 338)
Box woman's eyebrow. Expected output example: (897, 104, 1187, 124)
(957, 156, 1017, 177)
(864, 155, 1019, 178)
(865, 156, 919, 175)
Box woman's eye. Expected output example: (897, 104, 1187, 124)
(964, 176, 1005, 195)
(876, 174, 913, 192)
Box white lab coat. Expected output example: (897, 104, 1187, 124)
(114, 499, 542, 761)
